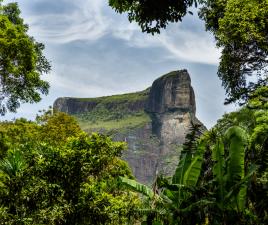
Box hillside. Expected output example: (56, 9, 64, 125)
(71, 89, 150, 133)
(54, 69, 205, 184)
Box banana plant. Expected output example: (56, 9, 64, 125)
(209, 126, 248, 211)
(204, 125, 259, 225)
(225, 126, 248, 211)
(120, 125, 254, 224)
(119, 125, 207, 224)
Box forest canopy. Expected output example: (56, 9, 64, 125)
(0, 112, 140, 224)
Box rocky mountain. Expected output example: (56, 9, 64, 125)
(53, 69, 205, 184)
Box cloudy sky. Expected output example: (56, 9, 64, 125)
(3, 0, 237, 128)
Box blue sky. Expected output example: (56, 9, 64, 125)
(3, 0, 237, 128)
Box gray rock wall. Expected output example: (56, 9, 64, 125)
(53, 98, 98, 114)
(146, 69, 196, 114)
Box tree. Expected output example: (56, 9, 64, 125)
(109, 0, 268, 104)
(0, 113, 141, 224)
(199, 0, 268, 104)
(37, 109, 82, 146)
(108, 0, 198, 34)
(0, 1, 51, 115)
(0, 110, 82, 152)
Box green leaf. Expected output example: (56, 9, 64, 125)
(183, 156, 203, 186)
(0, 150, 26, 177)
(225, 126, 248, 211)
(212, 138, 225, 208)
(172, 152, 192, 185)
(119, 176, 155, 199)
(183, 141, 206, 186)
(225, 126, 247, 184)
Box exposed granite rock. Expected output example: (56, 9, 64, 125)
(53, 69, 205, 184)
(146, 70, 197, 142)
(53, 98, 98, 114)
(146, 70, 196, 114)
(113, 124, 159, 184)
(54, 98, 148, 114)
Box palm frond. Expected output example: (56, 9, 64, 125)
(0, 150, 26, 177)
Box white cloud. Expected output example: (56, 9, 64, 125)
(46, 70, 108, 97)
(22, 0, 220, 65)
(158, 31, 221, 65)
(25, 0, 109, 43)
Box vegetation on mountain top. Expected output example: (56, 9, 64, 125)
(77, 110, 150, 134)
(73, 89, 151, 133)
(76, 105, 150, 132)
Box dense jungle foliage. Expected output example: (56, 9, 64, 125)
(120, 86, 268, 225)
(0, 87, 266, 225)
(0, 111, 141, 224)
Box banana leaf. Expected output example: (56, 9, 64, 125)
(224, 165, 257, 211)
(172, 151, 192, 185)
(225, 126, 247, 185)
(183, 141, 206, 186)
(212, 139, 225, 209)
(119, 176, 155, 199)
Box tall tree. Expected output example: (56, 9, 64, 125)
(199, 0, 268, 104)
(109, 0, 268, 104)
(0, 1, 51, 115)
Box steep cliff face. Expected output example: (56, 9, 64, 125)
(54, 91, 148, 115)
(145, 70, 199, 161)
(146, 70, 195, 114)
(54, 98, 98, 114)
(53, 70, 205, 184)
